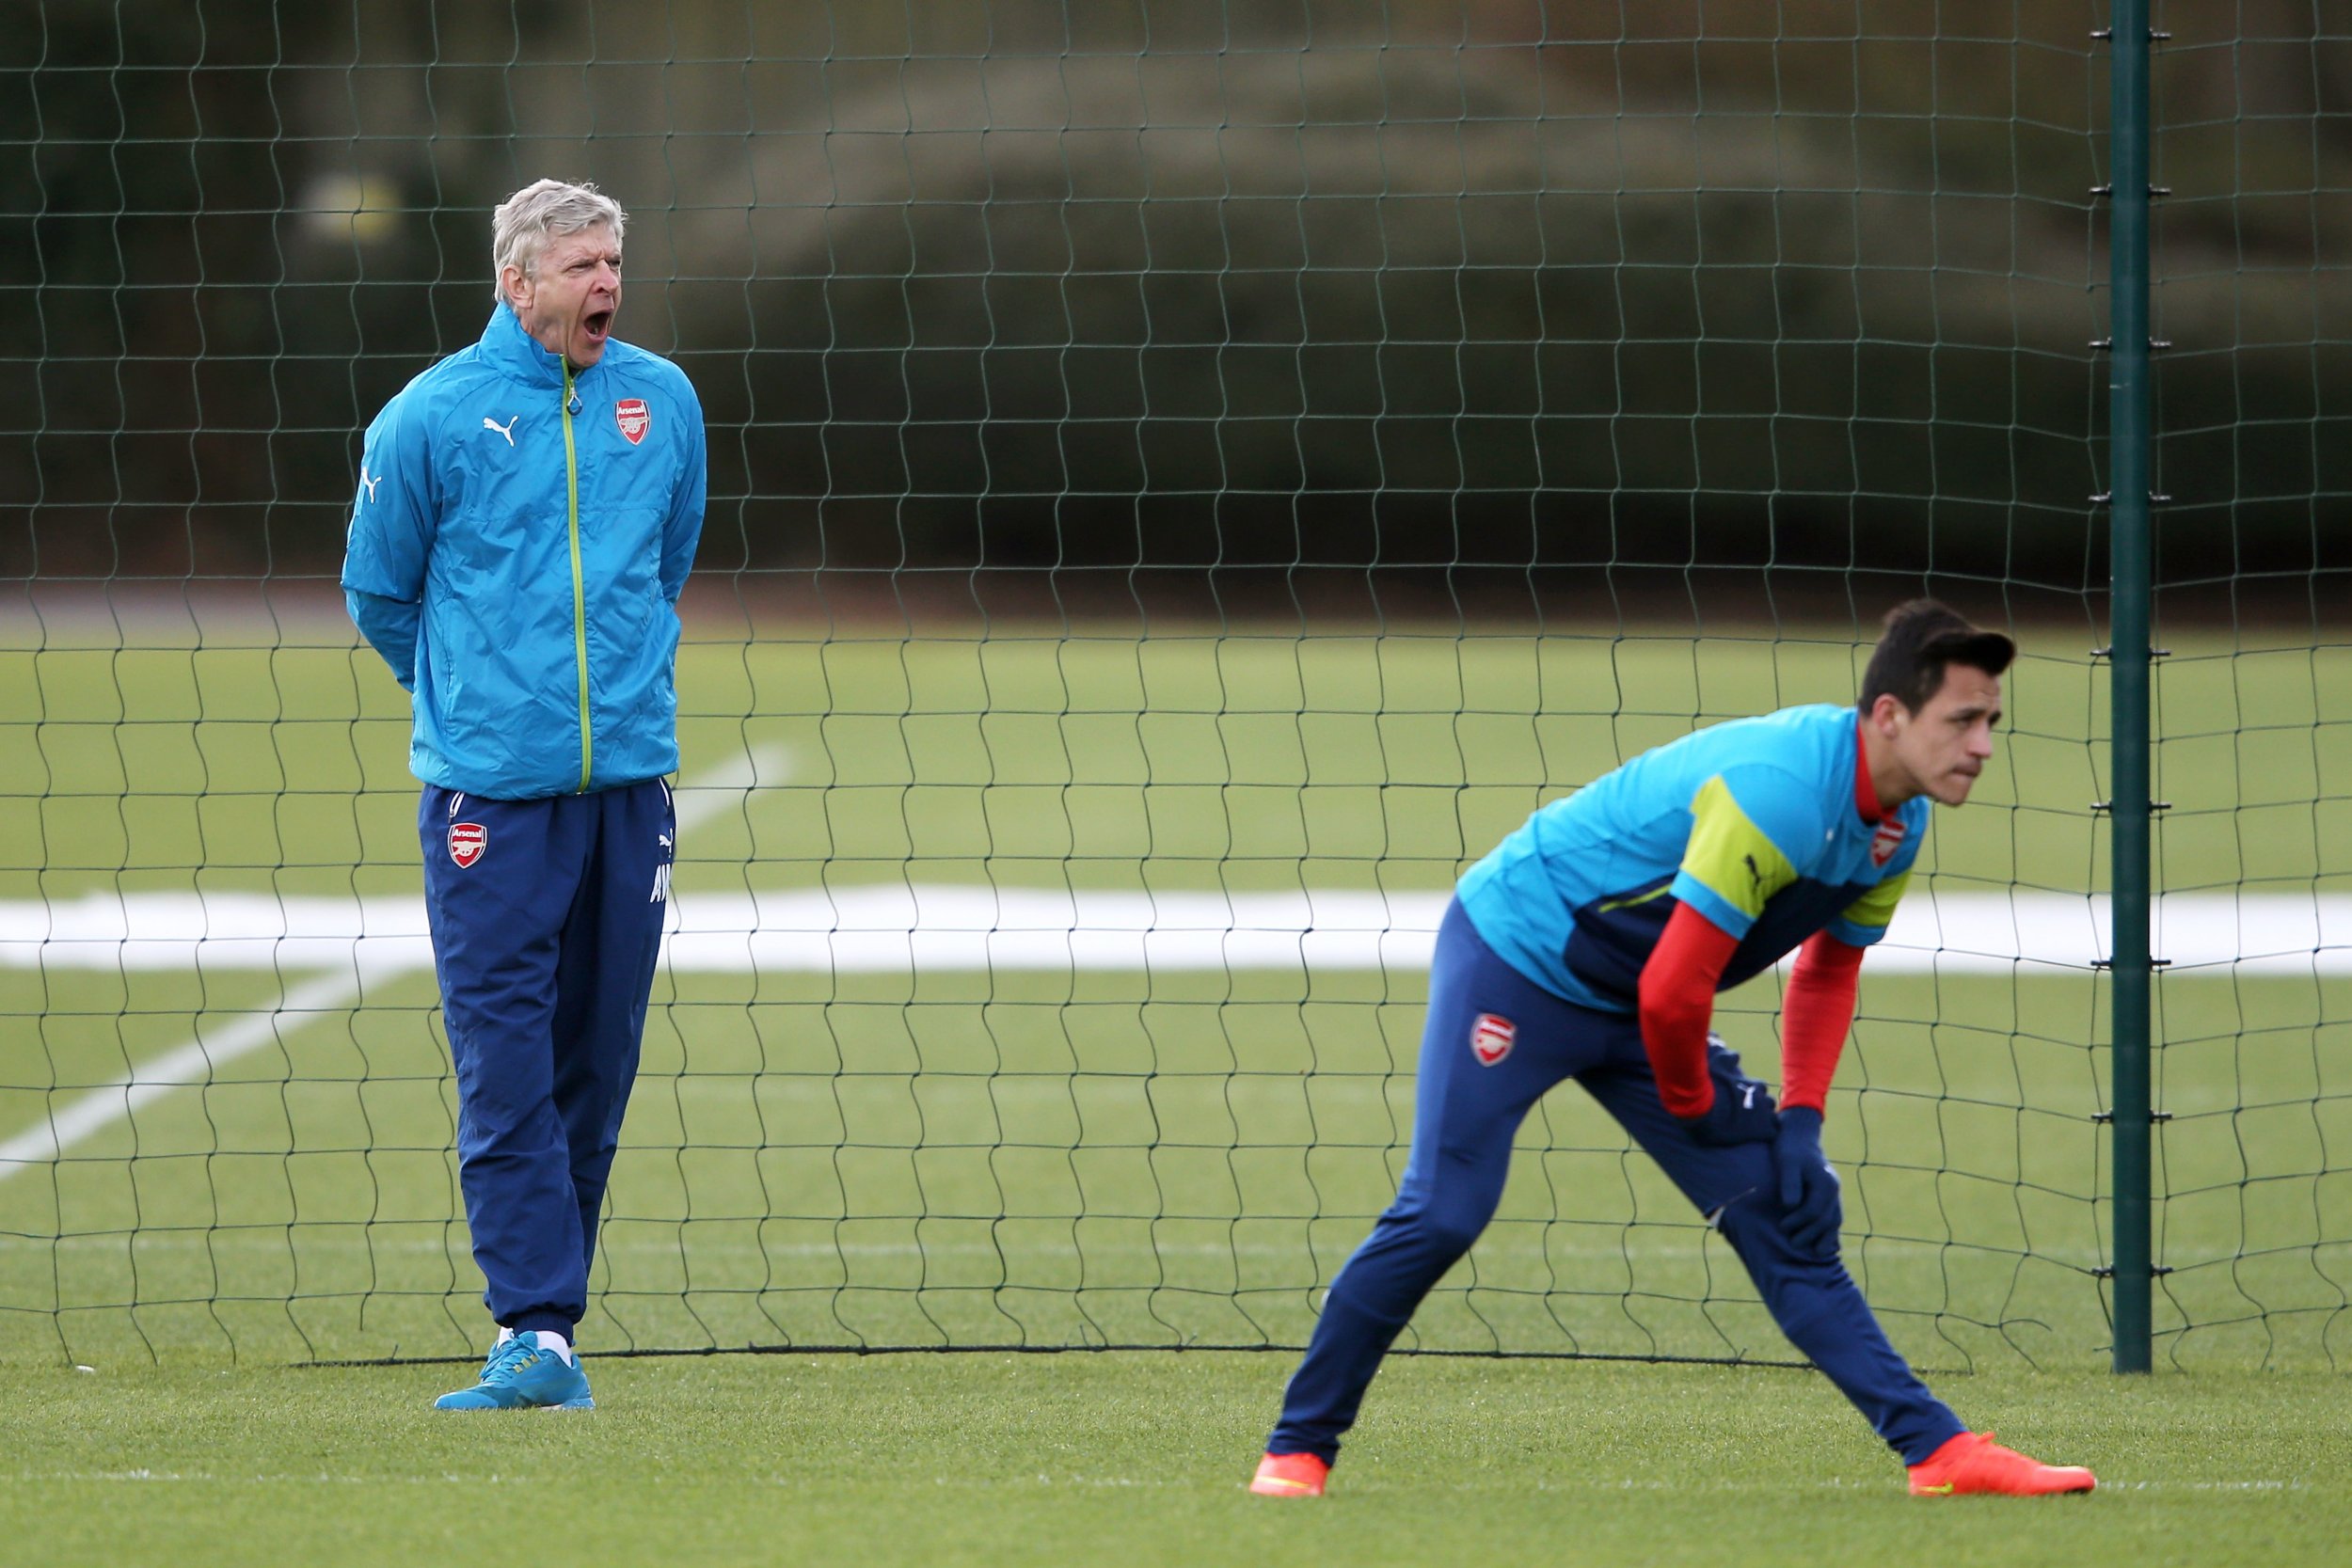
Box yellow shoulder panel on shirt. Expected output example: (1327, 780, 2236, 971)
(1839, 865, 1912, 936)
(1680, 774, 1800, 921)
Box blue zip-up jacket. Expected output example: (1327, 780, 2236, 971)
(342, 304, 706, 800)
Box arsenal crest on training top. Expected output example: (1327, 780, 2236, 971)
(615, 398, 650, 445)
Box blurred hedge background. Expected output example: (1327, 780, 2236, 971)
(3, 0, 2345, 617)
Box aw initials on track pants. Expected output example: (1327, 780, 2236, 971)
(1267, 898, 1966, 1467)
(419, 778, 675, 1338)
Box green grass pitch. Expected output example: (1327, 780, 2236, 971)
(2, 608, 2349, 1558)
(3, 1354, 2345, 1567)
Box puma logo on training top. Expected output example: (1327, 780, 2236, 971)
(483, 415, 518, 446)
(357, 467, 381, 504)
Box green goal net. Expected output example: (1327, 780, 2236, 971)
(1, 2, 2345, 1372)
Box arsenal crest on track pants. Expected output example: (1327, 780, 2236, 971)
(419, 779, 675, 1337)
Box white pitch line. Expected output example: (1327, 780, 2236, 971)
(0, 748, 787, 1183)
(8, 868, 2352, 1181)
(0, 970, 381, 1175)
(9, 889, 2352, 977)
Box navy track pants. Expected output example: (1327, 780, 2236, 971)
(419, 778, 675, 1338)
(1267, 899, 1965, 1466)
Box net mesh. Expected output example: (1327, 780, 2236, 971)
(0, 0, 2345, 1370)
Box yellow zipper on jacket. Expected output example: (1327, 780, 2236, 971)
(563, 363, 591, 792)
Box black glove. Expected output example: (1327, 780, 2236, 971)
(1675, 1036, 1779, 1147)
(1772, 1105, 1843, 1257)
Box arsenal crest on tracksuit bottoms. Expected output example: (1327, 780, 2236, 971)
(1470, 1012, 1515, 1066)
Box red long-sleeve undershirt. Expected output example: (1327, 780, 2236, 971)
(1637, 903, 1738, 1117)
(1636, 912, 1865, 1117)
(1777, 930, 1865, 1112)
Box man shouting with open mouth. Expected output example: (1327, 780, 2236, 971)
(342, 178, 707, 1410)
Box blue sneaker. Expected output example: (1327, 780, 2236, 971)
(434, 1336, 595, 1411)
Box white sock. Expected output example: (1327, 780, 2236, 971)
(495, 1326, 516, 1346)
(532, 1330, 577, 1366)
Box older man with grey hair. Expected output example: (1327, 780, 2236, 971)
(342, 179, 706, 1410)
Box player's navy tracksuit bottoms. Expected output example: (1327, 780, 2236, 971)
(1268, 899, 1968, 1466)
(419, 778, 675, 1339)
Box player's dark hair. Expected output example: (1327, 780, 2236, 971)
(1857, 599, 2015, 715)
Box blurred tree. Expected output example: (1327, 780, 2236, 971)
(2, 0, 2343, 602)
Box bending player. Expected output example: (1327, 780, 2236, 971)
(1250, 601, 2095, 1499)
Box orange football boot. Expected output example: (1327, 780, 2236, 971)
(1907, 1431, 2096, 1497)
(1249, 1451, 1330, 1497)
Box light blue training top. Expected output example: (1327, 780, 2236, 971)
(342, 304, 706, 800)
(1455, 703, 1928, 1012)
